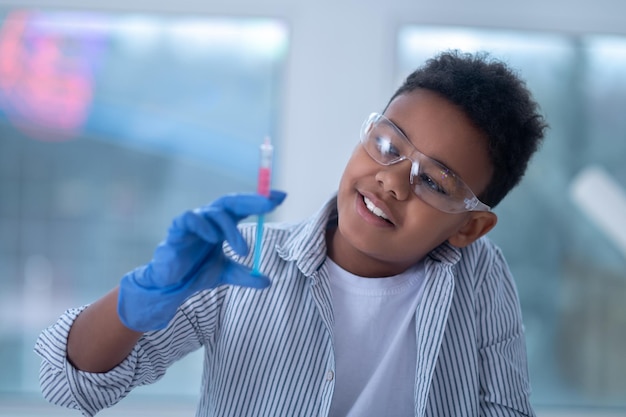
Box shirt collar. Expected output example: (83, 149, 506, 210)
(277, 195, 337, 277)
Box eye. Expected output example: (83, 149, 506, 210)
(417, 173, 449, 195)
(375, 136, 401, 158)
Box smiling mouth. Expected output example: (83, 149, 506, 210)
(363, 196, 392, 224)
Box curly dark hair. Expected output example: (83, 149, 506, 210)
(386, 50, 548, 208)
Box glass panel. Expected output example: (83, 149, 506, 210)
(0, 7, 287, 401)
(398, 26, 626, 409)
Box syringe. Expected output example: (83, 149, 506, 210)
(251, 136, 273, 276)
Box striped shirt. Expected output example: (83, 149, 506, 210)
(35, 196, 535, 417)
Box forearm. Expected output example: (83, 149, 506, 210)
(36, 287, 205, 416)
(67, 286, 143, 373)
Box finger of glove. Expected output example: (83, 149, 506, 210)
(216, 190, 287, 220)
(193, 191, 286, 254)
(178, 190, 287, 254)
(169, 210, 220, 245)
(267, 189, 287, 206)
(203, 209, 249, 256)
(220, 259, 271, 289)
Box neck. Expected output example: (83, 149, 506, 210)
(325, 227, 417, 278)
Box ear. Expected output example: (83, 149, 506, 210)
(447, 211, 498, 248)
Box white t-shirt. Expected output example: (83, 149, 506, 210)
(327, 258, 426, 417)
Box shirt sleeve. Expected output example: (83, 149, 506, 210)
(34, 303, 204, 417)
(476, 246, 536, 417)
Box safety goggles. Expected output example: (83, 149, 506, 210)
(360, 112, 491, 213)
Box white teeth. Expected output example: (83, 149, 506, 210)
(363, 197, 389, 220)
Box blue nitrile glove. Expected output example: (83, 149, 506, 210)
(118, 190, 287, 332)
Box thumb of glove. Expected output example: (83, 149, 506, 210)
(221, 259, 271, 289)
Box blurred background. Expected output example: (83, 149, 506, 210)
(0, 0, 625, 416)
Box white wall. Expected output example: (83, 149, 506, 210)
(1, 0, 624, 223)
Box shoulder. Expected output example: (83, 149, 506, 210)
(459, 235, 503, 264)
(455, 236, 512, 290)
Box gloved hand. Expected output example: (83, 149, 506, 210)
(118, 190, 287, 332)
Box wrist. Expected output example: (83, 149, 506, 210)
(118, 269, 180, 332)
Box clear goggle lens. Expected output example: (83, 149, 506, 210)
(360, 113, 491, 214)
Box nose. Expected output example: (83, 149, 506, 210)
(375, 160, 413, 200)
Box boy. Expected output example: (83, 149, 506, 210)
(35, 50, 547, 416)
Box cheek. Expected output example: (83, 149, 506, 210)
(394, 224, 441, 259)
(338, 152, 374, 190)
(397, 211, 467, 253)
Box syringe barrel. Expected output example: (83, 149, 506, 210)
(257, 137, 273, 196)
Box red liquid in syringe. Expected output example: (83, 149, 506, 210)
(257, 137, 273, 197)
